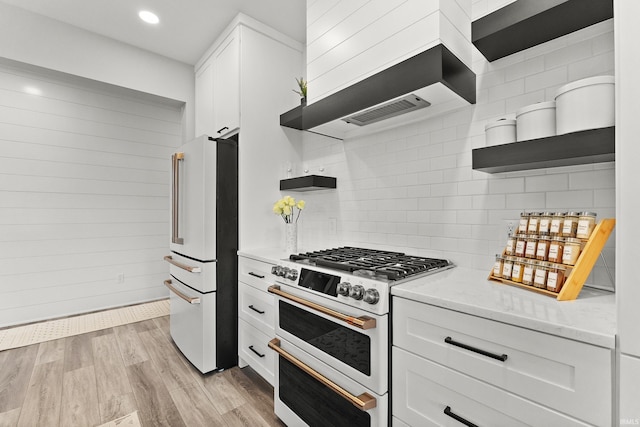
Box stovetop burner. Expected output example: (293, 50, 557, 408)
(289, 247, 454, 281)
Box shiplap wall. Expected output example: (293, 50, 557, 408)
(0, 60, 182, 327)
(296, 10, 616, 290)
(306, 0, 472, 103)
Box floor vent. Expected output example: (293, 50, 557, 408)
(342, 94, 431, 126)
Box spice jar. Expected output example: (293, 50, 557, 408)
(576, 211, 597, 240)
(548, 237, 565, 263)
(550, 212, 565, 237)
(502, 256, 514, 279)
(561, 212, 580, 238)
(534, 262, 549, 289)
(515, 234, 527, 257)
(547, 263, 566, 293)
(538, 212, 552, 235)
(505, 234, 516, 256)
(525, 236, 538, 259)
(511, 258, 525, 283)
(493, 254, 504, 278)
(562, 238, 582, 266)
(518, 212, 530, 234)
(536, 236, 550, 261)
(522, 261, 536, 286)
(527, 212, 541, 235)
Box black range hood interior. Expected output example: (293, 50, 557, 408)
(280, 44, 476, 139)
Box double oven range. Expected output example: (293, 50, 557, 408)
(267, 247, 454, 427)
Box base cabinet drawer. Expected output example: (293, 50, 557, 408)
(392, 347, 591, 427)
(392, 297, 612, 426)
(238, 281, 275, 336)
(238, 256, 275, 292)
(239, 318, 275, 386)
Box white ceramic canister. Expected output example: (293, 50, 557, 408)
(516, 101, 556, 141)
(554, 75, 615, 134)
(485, 118, 516, 146)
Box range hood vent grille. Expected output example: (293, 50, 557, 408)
(342, 94, 431, 126)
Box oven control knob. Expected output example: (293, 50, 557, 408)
(349, 284, 365, 300)
(337, 282, 351, 296)
(285, 268, 298, 281)
(272, 265, 283, 276)
(363, 288, 380, 305)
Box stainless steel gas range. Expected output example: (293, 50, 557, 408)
(267, 247, 454, 427)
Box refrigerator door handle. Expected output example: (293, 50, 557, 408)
(164, 279, 201, 304)
(171, 152, 184, 244)
(163, 255, 202, 273)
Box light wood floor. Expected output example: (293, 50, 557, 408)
(0, 315, 285, 427)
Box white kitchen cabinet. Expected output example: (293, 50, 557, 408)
(194, 28, 240, 139)
(238, 254, 276, 385)
(620, 354, 640, 424)
(392, 296, 614, 427)
(212, 30, 240, 137)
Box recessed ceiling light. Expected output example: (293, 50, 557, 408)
(138, 10, 159, 24)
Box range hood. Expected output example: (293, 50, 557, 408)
(280, 44, 476, 140)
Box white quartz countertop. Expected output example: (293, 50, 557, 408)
(391, 267, 616, 349)
(237, 248, 290, 264)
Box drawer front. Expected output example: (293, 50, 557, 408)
(167, 252, 216, 293)
(392, 297, 612, 426)
(238, 318, 274, 385)
(392, 347, 590, 427)
(238, 256, 275, 292)
(238, 282, 275, 336)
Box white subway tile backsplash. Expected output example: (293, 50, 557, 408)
(546, 190, 594, 208)
(524, 66, 567, 93)
(525, 174, 569, 192)
(298, 17, 615, 287)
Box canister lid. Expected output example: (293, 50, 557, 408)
(515, 101, 556, 117)
(485, 118, 516, 131)
(555, 75, 615, 99)
(580, 211, 597, 217)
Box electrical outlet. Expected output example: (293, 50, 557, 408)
(498, 219, 516, 247)
(117, 273, 125, 284)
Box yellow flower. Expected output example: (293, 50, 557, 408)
(286, 196, 295, 206)
(283, 205, 292, 216)
(296, 200, 305, 210)
(272, 203, 283, 214)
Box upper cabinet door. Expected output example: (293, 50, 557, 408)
(212, 30, 240, 138)
(194, 60, 214, 137)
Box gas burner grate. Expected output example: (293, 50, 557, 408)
(290, 247, 453, 280)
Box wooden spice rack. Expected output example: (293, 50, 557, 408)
(488, 218, 615, 301)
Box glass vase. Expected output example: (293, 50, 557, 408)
(285, 223, 298, 254)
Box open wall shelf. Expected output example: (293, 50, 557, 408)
(472, 126, 614, 173)
(472, 0, 613, 62)
(280, 175, 337, 192)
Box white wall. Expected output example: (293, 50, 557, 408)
(0, 2, 195, 142)
(0, 60, 183, 327)
(297, 17, 616, 290)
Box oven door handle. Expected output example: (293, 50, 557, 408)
(268, 338, 376, 411)
(268, 285, 376, 330)
(164, 279, 201, 304)
(164, 255, 202, 273)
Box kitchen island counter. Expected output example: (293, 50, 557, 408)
(391, 267, 616, 349)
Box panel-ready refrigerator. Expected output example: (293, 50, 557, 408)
(164, 134, 238, 373)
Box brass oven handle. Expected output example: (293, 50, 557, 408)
(268, 285, 376, 330)
(164, 279, 200, 304)
(171, 152, 184, 244)
(268, 338, 376, 411)
(164, 255, 202, 273)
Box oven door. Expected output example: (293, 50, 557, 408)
(269, 285, 388, 395)
(270, 337, 387, 427)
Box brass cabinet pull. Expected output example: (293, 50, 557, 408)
(164, 255, 202, 273)
(171, 152, 184, 244)
(268, 338, 376, 411)
(164, 279, 200, 304)
(268, 285, 376, 330)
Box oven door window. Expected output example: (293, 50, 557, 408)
(279, 300, 371, 375)
(279, 356, 371, 427)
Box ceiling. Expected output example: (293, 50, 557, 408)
(0, 0, 306, 65)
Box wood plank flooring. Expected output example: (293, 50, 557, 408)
(0, 316, 285, 427)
